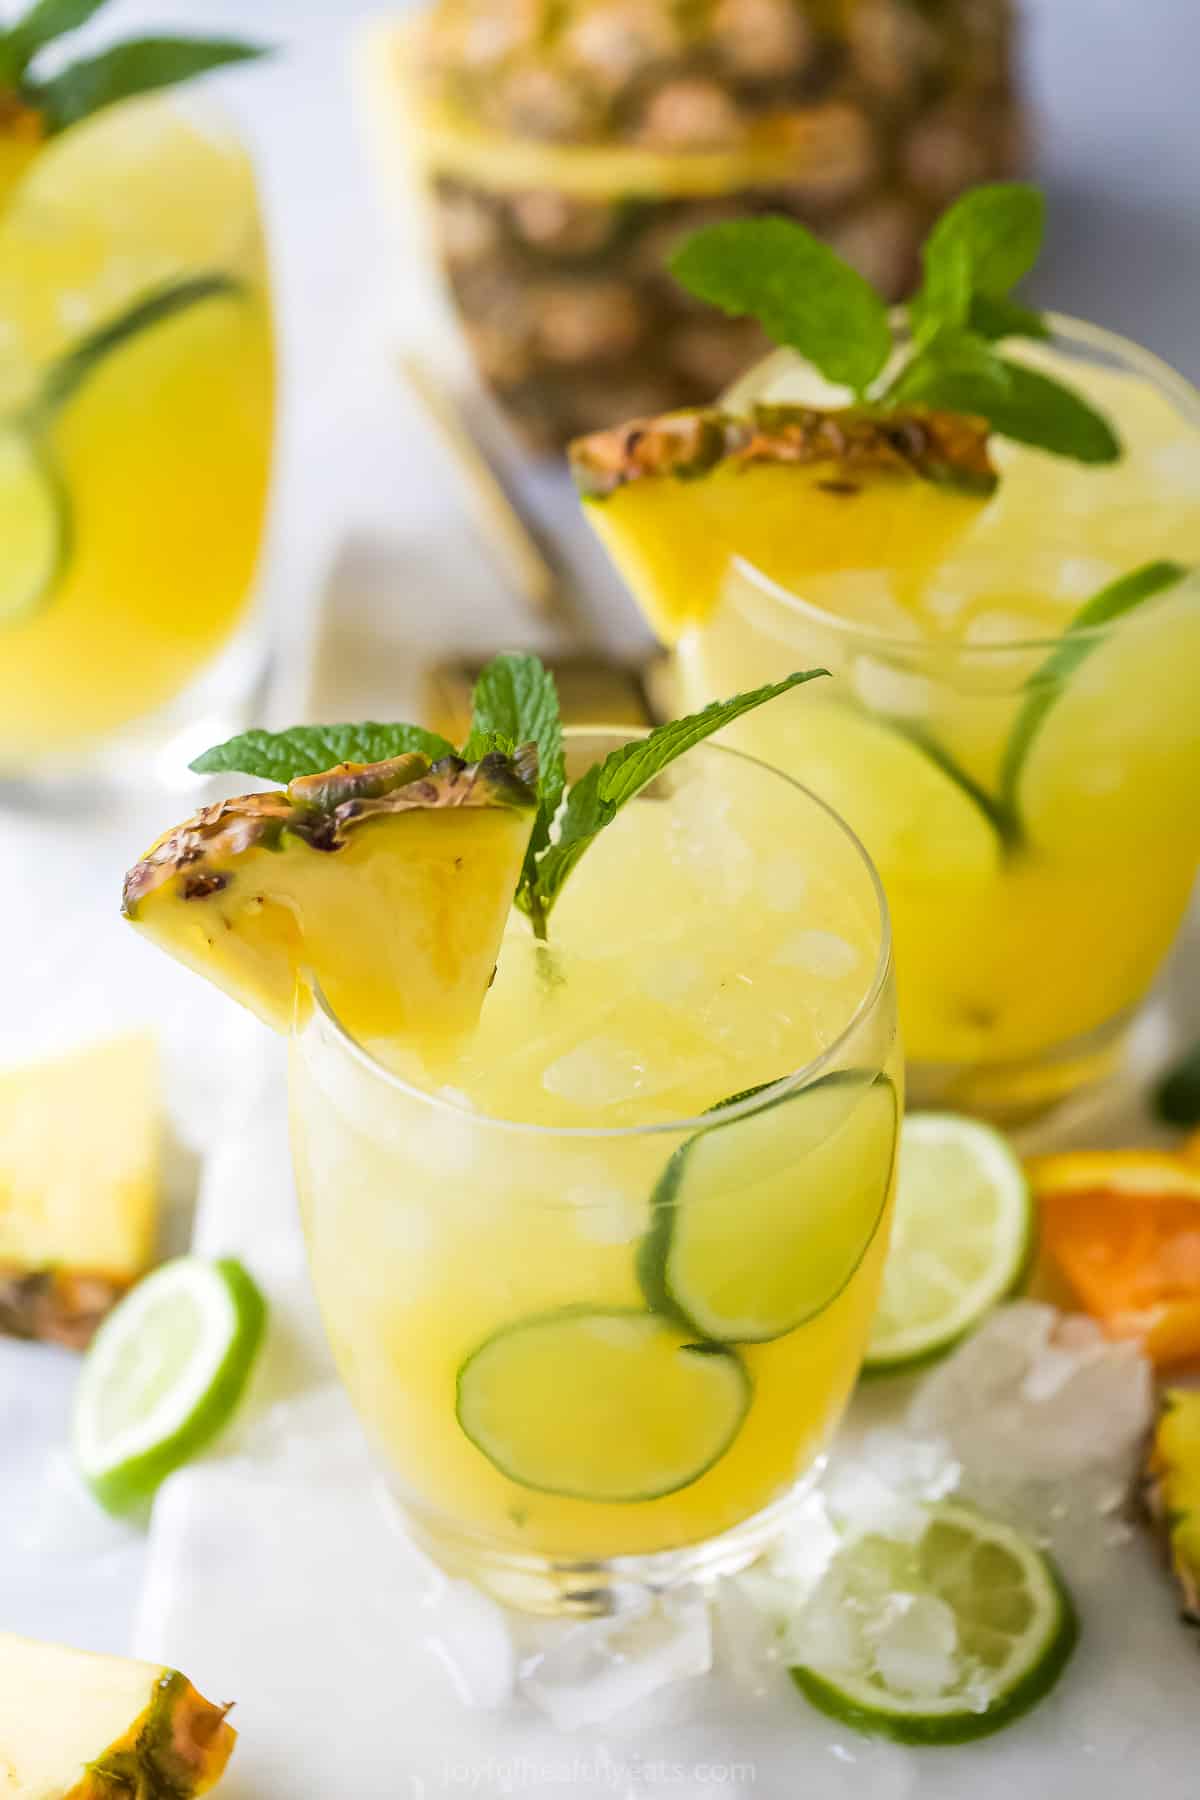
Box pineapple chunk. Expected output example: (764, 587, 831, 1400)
(1145, 1389, 1200, 1627)
(0, 1633, 234, 1797)
(0, 1035, 159, 1348)
(123, 751, 537, 1055)
(570, 405, 996, 641)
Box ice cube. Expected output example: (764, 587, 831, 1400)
(908, 1302, 1153, 1522)
(870, 1593, 959, 1698)
(638, 951, 705, 1007)
(667, 779, 753, 906)
(962, 609, 1051, 646)
(421, 1577, 516, 1711)
(761, 852, 809, 913)
(518, 1589, 712, 1729)
(774, 930, 860, 980)
(542, 1036, 649, 1106)
(1149, 437, 1200, 495)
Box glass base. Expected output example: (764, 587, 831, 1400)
(393, 1467, 826, 1619)
(907, 1006, 1136, 1126)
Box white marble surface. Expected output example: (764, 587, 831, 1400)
(2, 0, 1199, 1733)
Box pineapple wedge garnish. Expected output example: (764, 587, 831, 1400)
(0, 1034, 159, 1349)
(1144, 1389, 1200, 1628)
(569, 404, 996, 641)
(0, 1632, 234, 1797)
(123, 750, 537, 1053)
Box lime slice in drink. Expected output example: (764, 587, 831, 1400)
(1000, 559, 1195, 852)
(788, 702, 1005, 880)
(789, 1500, 1077, 1744)
(0, 426, 68, 623)
(456, 1307, 750, 1502)
(639, 1072, 897, 1344)
(73, 1256, 266, 1514)
(865, 1113, 1032, 1374)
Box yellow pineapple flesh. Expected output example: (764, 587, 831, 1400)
(0, 1632, 234, 1797)
(1145, 1388, 1200, 1627)
(0, 1034, 160, 1348)
(569, 404, 996, 640)
(123, 750, 537, 1055)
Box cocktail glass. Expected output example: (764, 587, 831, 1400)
(290, 732, 899, 1614)
(0, 95, 274, 785)
(674, 319, 1200, 1119)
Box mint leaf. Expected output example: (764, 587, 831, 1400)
(910, 238, 972, 343)
(884, 326, 1012, 407)
(0, 0, 109, 81)
(33, 35, 269, 133)
(464, 653, 565, 907)
(1156, 1035, 1200, 1127)
(32, 274, 241, 422)
(670, 219, 891, 400)
(190, 723, 455, 784)
(526, 670, 828, 931)
(922, 183, 1045, 308)
(898, 358, 1121, 463)
(968, 294, 1049, 343)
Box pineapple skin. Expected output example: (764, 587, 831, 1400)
(0, 1635, 234, 1798)
(73, 1673, 235, 1798)
(0, 1034, 160, 1350)
(123, 751, 538, 1048)
(1145, 1389, 1200, 1628)
(396, 0, 1026, 449)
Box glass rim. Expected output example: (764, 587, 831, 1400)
(725, 310, 1200, 662)
(304, 731, 894, 1141)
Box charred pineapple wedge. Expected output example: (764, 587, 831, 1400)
(569, 403, 996, 640)
(0, 1034, 160, 1349)
(122, 750, 537, 1052)
(1145, 1389, 1200, 1628)
(0, 1632, 234, 1797)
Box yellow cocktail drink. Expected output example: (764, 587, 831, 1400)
(290, 736, 900, 1611)
(0, 97, 273, 771)
(670, 325, 1200, 1115)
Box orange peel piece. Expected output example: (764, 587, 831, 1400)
(1028, 1150, 1200, 1368)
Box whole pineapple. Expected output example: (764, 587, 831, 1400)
(402, 0, 1025, 449)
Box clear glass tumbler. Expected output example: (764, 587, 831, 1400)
(0, 94, 275, 785)
(680, 319, 1200, 1120)
(290, 733, 900, 1614)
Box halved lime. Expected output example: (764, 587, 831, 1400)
(790, 1500, 1077, 1744)
(456, 1307, 750, 1502)
(865, 1113, 1032, 1375)
(73, 1256, 266, 1514)
(1000, 559, 1195, 851)
(0, 425, 68, 623)
(639, 1072, 897, 1344)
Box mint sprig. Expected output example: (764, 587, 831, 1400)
(670, 183, 1121, 467)
(0, 0, 268, 131)
(190, 653, 829, 942)
(670, 217, 891, 402)
(523, 669, 828, 933)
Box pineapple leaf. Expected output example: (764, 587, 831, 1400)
(524, 669, 828, 934)
(0, 0, 110, 82)
(190, 723, 456, 784)
(670, 217, 892, 401)
(31, 34, 269, 134)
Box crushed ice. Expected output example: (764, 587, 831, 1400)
(408, 1303, 1152, 1725)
